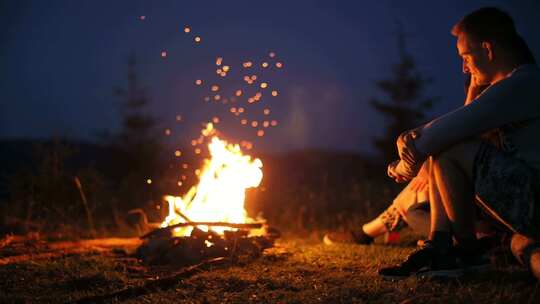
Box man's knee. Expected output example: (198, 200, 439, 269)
(511, 233, 540, 279)
(430, 141, 480, 179)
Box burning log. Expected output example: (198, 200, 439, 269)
(136, 224, 279, 266)
(141, 221, 264, 239)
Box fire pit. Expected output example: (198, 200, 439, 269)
(135, 124, 280, 267)
(136, 221, 280, 266)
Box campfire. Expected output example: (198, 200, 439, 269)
(136, 124, 279, 266)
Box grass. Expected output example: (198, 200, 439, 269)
(1, 234, 539, 304)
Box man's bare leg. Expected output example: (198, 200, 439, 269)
(430, 141, 479, 241)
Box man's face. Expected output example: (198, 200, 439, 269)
(457, 33, 495, 85)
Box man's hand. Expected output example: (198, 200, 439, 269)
(387, 160, 413, 183)
(465, 74, 489, 105)
(409, 162, 429, 192)
(397, 130, 419, 166)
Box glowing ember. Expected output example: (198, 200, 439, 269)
(162, 124, 263, 236)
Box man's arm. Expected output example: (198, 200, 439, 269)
(415, 66, 540, 156)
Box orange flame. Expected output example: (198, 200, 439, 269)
(162, 123, 263, 236)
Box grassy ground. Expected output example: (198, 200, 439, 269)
(1, 234, 539, 304)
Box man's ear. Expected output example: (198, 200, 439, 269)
(481, 41, 494, 61)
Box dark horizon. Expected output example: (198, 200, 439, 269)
(2, 0, 539, 155)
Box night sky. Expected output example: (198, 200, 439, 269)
(2, 0, 539, 154)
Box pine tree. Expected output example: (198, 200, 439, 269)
(370, 29, 437, 163)
(108, 54, 165, 212)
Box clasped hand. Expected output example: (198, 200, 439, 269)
(387, 130, 424, 183)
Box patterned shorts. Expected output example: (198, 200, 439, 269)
(474, 142, 540, 238)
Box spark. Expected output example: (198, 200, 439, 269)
(271, 90, 278, 97)
(241, 119, 247, 125)
(251, 121, 258, 128)
(261, 62, 269, 68)
(161, 51, 167, 58)
(177, 181, 183, 186)
(263, 121, 270, 128)
(263, 108, 270, 115)
(139, 15, 146, 21)
(165, 129, 172, 135)
(212, 117, 220, 123)
(195, 36, 201, 43)
(211, 85, 219, 92)
(269, 52, 276, 58)
(176, 115, 182, 121)
(275, 62, 283, 68)
(182, 163, 189, 169)
(184, 26, 191, 33)
(257, 130, 265, 137)
(146, 179, 152, 184)
(216, 57, 223, 66)
(195, 79, 203, 85)
(222, 65, 230, 72)
(195, 148, 201, 154)
(214, 94, 221, 101)
(175, 150, 182, 157)
(260, 82, 268, 89)
(238, 107, 245, 113)
(271, 120, 278, 126)
(235, 90, 243, 97)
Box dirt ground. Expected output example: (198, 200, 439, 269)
(0, 235, 539, 304)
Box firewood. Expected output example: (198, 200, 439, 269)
(141, 222, 263, 239)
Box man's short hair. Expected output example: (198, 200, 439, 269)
(452, 7, 536, 65)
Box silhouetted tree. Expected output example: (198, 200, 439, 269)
(370, 28, 437, 163)
(107, 55, 165, 213)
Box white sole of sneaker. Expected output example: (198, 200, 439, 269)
(416, 268, 464, 279)
(464, 263, 492, 273)
(379, 274, 410, 281)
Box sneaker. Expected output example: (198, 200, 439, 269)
(453, 242, 493, 273)
(378, 241, 463, 280)
(323, 229, 374, 245)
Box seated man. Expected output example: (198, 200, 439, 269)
(379, 7, 540, 279)
(325, 76, 493, 246)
